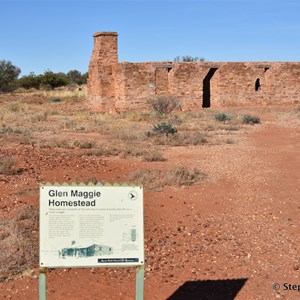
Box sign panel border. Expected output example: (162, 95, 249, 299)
(39, 183, 144, 269)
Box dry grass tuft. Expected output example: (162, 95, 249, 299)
(73, 140, 96, 149)
(30, 112, 48, 123)
(6, 102, 22, 113)
(0, 205, 39, 282)
(86, 144, 165, 161)
(120, 147, 149, 159)
(0, 156, 21, 175)
(142, 150, 166, 162)
(120, 111, 155, 122)
(151, 131, 208, 146)
(129, 166, 206, 190)
(85, 144, 122, 157)
(39, 139, 96, 149)
(79, 176, 99, 185)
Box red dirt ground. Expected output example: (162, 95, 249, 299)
(0, 104, 299, 300)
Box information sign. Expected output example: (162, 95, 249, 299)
(40, 185, 144, 268)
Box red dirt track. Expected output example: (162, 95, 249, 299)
(0, 104, 299, 300)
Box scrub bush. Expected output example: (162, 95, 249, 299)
(241, 114, 260, 124)
(215, 112, 232, 122)
(150, 96, 181, 115)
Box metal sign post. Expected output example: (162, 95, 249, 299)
(39, 266, 144, 300)
(39, 268, 46, 300)
(136, 265, 145, 300)
(39, 183, 144, 300)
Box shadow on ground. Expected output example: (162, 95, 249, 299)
(166, 278, 248, 300)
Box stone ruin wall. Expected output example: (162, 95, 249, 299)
(88, 32, 300, 112)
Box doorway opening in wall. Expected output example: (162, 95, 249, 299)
(255, 78, 261, 91)
(203, 68, 218, 108)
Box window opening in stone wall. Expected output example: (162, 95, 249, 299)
(264, 67, 270, 73)
(203, 68, 218, 108)
(255, 78, 261, 91)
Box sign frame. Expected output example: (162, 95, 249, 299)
(39, 182, 144, 300)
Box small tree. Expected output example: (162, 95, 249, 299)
(40, 70, 69, 89)
(81, 72, 88, 84)
(174, 56, 206, 62)
(0, 60, 21, 92)
(18, 72, 42, 90)
(67, 70, 87, 85)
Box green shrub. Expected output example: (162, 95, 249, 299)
(67, 70, 87, 85)
(0, 126, 14, 134)
(241, 114, 260, 124)
(0, 126, 23, 134)
(214, 112, 232, 122)
(52, 97, 62, 103)
(17, 72, 41, 90)
(40, 70, 69, 89)
(151, 122, 177, 136)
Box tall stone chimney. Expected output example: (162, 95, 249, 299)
(88, 32, 118, 111)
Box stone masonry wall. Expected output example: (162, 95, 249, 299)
(88, 32, 300, 112)
(88, 32, 118, 112)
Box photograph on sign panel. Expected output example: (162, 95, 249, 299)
(59, 241, 113, 259)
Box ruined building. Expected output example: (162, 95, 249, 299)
(88, 32, 300, 112)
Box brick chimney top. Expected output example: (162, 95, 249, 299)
(93, 32, 118, 37)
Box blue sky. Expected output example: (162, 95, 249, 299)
(1, 0, 299, 76)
